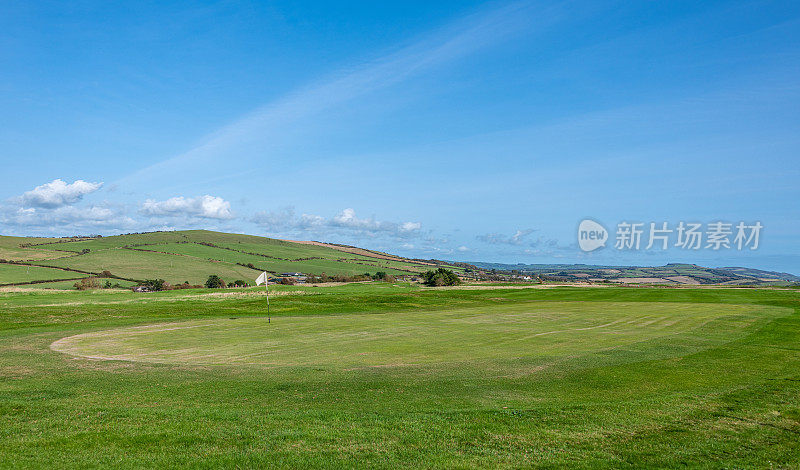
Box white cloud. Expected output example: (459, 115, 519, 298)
(250, 206, 295, 229)
(322, 208, 422, 238)
(401, 221, 422, 232)
(330, 208, 363, 228)
(140, 195, 233, 220)
(0, 179, 137, 235)
(331, 208, 409, 234)
(298, 213, 326, 228)
(21, 179, 103, 208)
(457, 245, 471, 252)
(252, 207, 421, 239)
(477, 229, 535, 245)
(1, 205, 134, 231)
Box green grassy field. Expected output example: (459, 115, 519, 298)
(1, 284, 799, 468)
(37, 248, 265, 285)
(0, 263, 82, 285)
(0, 230, 461, 286)
(13, 278, 139, 290)
(0, 236, 69, 261)
(141, 242, 417, 276)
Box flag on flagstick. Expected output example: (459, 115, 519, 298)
(255, 271, 270, 322)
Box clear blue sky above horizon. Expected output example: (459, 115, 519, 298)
(1, 0, 799, 273)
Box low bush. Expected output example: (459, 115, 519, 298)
(205, 275, 226, 289)
(421, 268, 461, 287)
(74, 278, 101, 290)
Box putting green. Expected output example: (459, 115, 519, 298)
(51, 301, 784, 371)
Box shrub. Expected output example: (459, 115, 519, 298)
(99, 270, 113, 278)
(372, 271, 395, 282)
(74, 278, 101, 290)
(173, 283, 201, 290)
(141, 279, 166, 291)
(278, 277, 295, 285)
(205, 275, 225, 288)
(421, 268, 461, 287)
(232, 280, 248, 287)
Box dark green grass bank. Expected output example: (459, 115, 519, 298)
(0, 285, 799, 468)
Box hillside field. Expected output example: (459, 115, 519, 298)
(0, 230, 463, 286)
(1, 284, 798, 467)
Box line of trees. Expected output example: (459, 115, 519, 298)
(204, 275, 249, 289)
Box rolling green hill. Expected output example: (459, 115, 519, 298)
(0, 230, 460, 287)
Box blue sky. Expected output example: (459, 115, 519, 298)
(1, 0, 799, 273)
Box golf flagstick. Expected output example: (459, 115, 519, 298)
(256, 271, 270, 323)
(266, 272, 270, 323)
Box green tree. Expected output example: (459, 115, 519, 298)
(142, 279, 166, 291)
(205, 275, 225, 289)
(421, 268, 461, 287)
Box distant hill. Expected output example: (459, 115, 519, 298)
(0, 230, 462, 287)
(3, 230, 796, 289)
(468, 262, 800, 286)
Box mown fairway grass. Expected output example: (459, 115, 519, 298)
(1, 284, 799, 468)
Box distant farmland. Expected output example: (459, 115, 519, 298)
(0, 230, 462, 286)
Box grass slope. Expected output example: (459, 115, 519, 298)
(142, 243, 415, 276)
(0, 264, 83, 285)
(0, 230, 460, 285)
(0, 236, 71, 261)
(0, 284, 798, 467)
(38, 248, 263, 285)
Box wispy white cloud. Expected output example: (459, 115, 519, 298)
(120, 1, 551, 184)
(249, 205, 295, 228)
(330, 208, 421, 235)
(252, 207, 421, 239)
(475, 229, 570, 258)
(477, 229, 535, 245)
(0, 205, 135, 233)
(140, 195, 234, 220)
